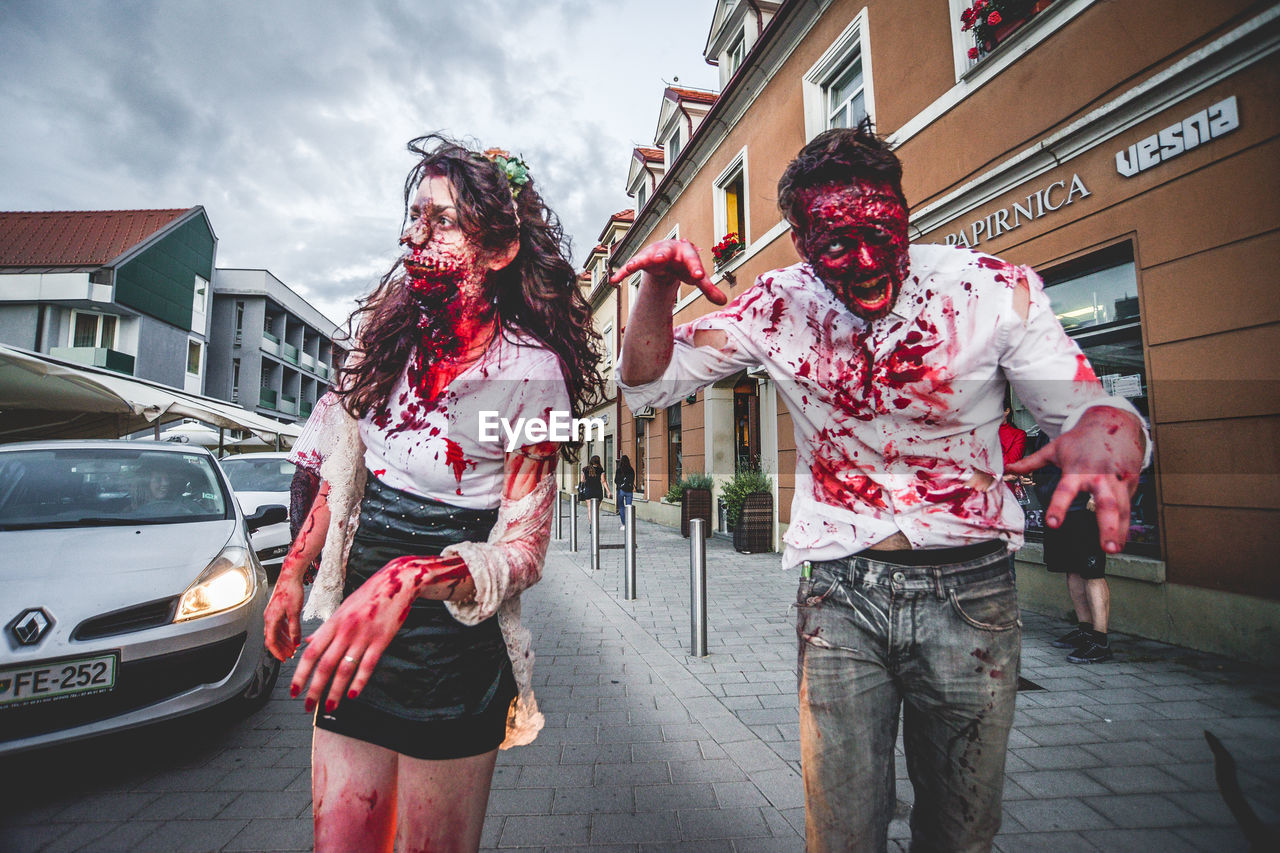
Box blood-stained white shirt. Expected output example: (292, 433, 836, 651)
(618, 244, 1149, 570)
(361, 332, 570, 509)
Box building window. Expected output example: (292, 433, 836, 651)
(186, 340, 202, 376)
(634, 416, 646, 496)
(602, 323, 614, 368)
(604, 436, 614, 489)
(193, 276, 209, 316)
(802, 12, 874, 141)
(666, 131, 682, 165)
(726, 32, 745, 77)
(636, 183, 647, 210)
(1015, 244, 1158, 557)
(667, 403, 682, 489)
(825, 56, 865, 130)
(714, 149, 749, 258)
(70, 311, 118, 349)
(231, 358, 241, 403)
(734, 378, 760, 473)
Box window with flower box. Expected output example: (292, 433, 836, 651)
(957, 0, 1058, 66)
(713, 149, 749, 269)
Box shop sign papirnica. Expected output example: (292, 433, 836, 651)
(943, 174, 1091, 249)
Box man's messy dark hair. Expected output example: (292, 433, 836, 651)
(776, 120, 905, 226)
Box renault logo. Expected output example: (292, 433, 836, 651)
(8, 608, 54, 646)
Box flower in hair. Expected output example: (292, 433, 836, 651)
(481, 148, 531, 197)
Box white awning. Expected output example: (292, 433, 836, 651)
(0, 343, 302, 445)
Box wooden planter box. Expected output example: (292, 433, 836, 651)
(733, 492, 773, 554)
(681, 487, 713, 539)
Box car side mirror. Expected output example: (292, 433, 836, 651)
(245, 504, 288, 532)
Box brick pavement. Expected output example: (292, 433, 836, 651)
(2, 512, 1277, 851)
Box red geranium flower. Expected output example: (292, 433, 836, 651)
(988, 10, 1003, 25)
(968, 47, 980, 59)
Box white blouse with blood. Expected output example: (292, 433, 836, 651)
(361, 332, 570, 509)
(618, 243, 1146, 570)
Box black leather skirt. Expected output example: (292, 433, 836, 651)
(314, 473, 516, 759)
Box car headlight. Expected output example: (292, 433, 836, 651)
(175, 545, 256, 622)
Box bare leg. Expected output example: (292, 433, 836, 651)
(1065, 573, 1090, 624)
(312, 727, 398, 853)
(395, 749, 499, 853)
(1085, 577, 1111, 633)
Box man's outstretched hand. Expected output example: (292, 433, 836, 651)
(1006, 407, 1146, 554)
(610, 239, 728, 306)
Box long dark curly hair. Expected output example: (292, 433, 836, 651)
(336, 133, 606, 462)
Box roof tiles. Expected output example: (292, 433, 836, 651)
(0, 209, 191, 267)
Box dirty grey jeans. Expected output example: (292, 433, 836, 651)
(795, 546, 1020, 852)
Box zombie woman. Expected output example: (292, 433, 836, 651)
(264, 134, 604, 852)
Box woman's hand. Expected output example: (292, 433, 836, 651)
(263, 574, 305, 661)
(289, 555, 474, 715)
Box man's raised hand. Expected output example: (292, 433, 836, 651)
(610, 239, 728, 306)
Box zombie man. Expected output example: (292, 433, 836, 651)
(614, 126, 1148, 851)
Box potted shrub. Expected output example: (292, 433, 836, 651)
(721, 467, 774, 553)
(679, 471, 714, 539)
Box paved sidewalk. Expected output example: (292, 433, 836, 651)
(3, 515, 1277, 852)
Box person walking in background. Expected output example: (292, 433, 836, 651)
(614, 454, 635, 530)
(1034, 431, 1114, 664)
(263, 134, 604, 853)
(579, 454, 609, 503)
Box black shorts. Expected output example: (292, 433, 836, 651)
(314, 474, 515, 760)
(1043, 510, 1107, 579)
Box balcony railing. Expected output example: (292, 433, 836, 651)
(49, 346, 135, 376)
(259, 388, 278, 409)
(260, 334, 280, 358)
(279, 393, 298, 416)
(281, 342, 299, 364)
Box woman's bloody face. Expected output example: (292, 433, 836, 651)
(795, 179, 910, 320)
(399, 173, 486, 308)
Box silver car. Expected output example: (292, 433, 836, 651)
(0, 440, 286, 756)
(217, 452, 296, 582)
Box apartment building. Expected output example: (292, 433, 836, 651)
(0, 207, 217, 394)
(607, 0, 1278, 662)
(206, 269, 345, 424)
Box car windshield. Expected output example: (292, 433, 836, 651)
(0, 448, 232, 530)
(220, 456, 296, 492)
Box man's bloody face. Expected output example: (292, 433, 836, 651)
(794, 179, 910, 320)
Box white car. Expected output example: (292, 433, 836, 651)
(217, 452, 296, 583)
(0, 441, 285, 756)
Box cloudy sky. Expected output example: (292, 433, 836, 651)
(1, 0, 722, 327)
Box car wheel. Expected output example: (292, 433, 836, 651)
(236, 645, 281, 714)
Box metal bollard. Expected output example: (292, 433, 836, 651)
(570, 494, 579, 552)
(555, 492, 563, 541)
(623, 503, 636, 600)
(589, 498, 600, 571)
(690, 518, 708, 656)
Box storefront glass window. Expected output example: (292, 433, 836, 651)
(1016, 247, 1160, 557)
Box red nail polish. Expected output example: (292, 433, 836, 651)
(325, 699, 337, 713)
(289, 684, 299, 698)
(348, 690, 358, 699)
(304, 698, 316, 713)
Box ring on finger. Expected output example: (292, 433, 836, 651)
(343, 655, 357, 663)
